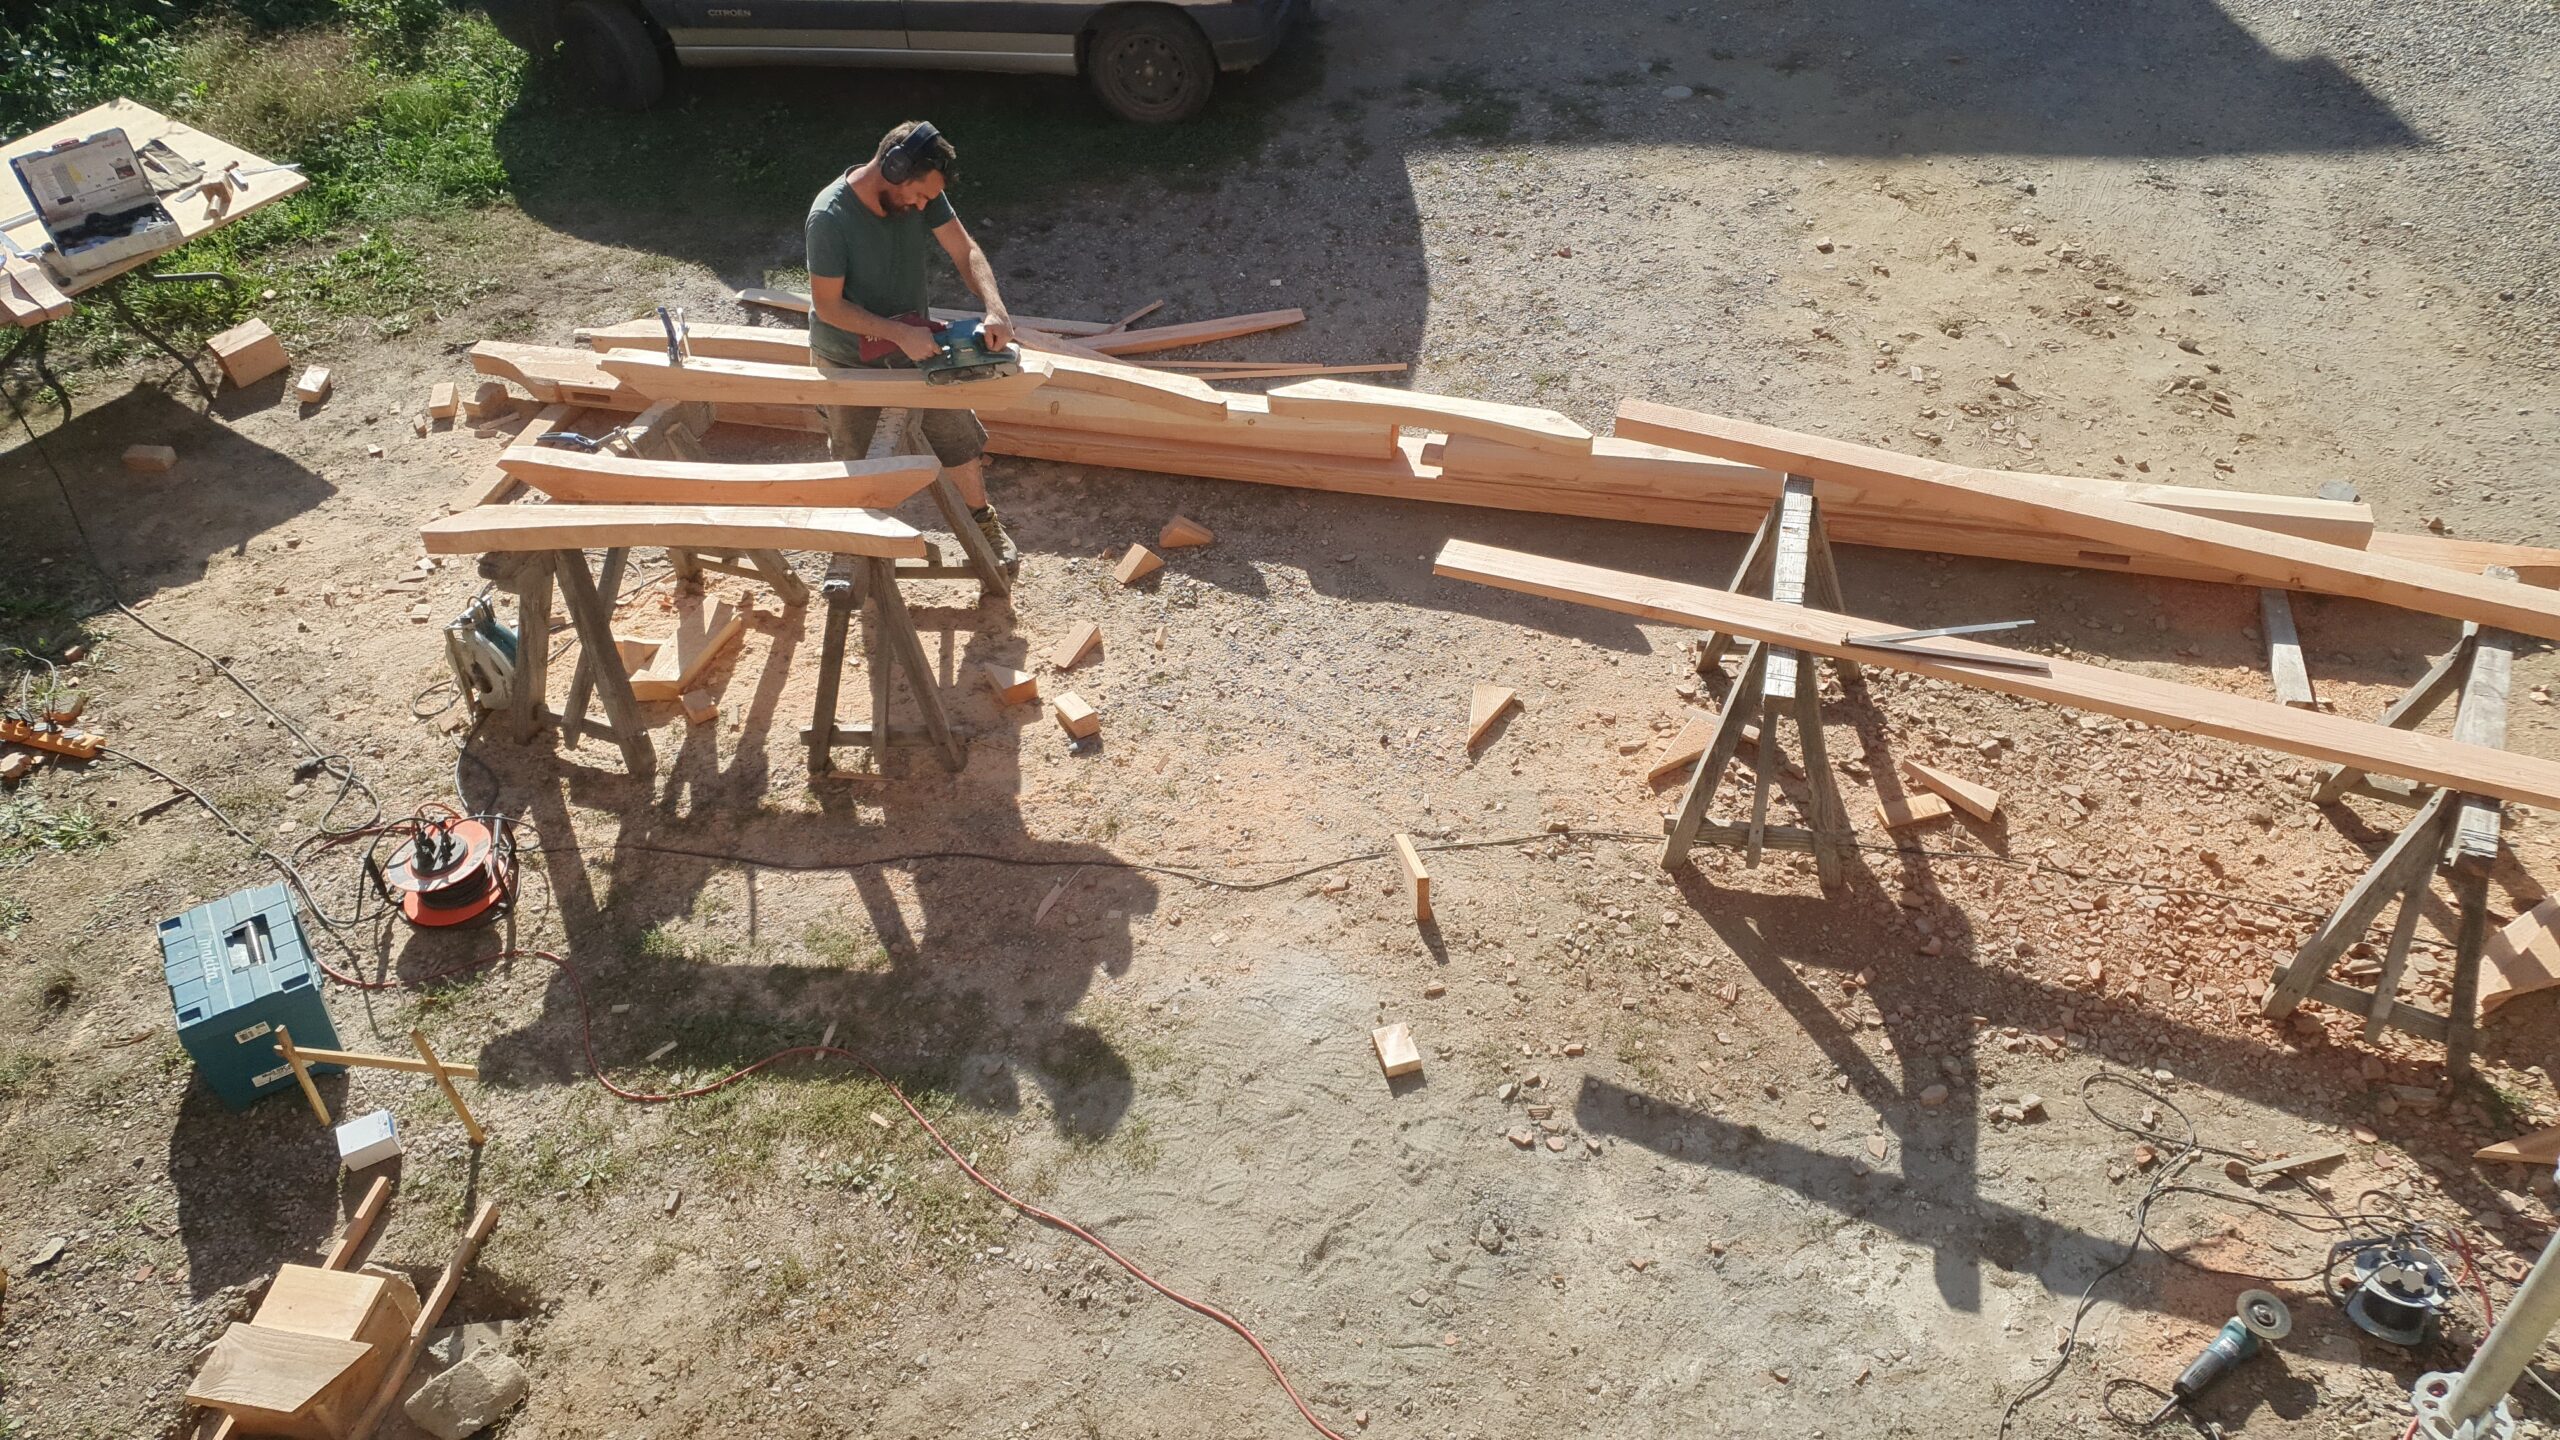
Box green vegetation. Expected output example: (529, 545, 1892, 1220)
(0, 796, 115, 867)
(0, 897, 31, 936)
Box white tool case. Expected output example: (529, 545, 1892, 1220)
(9, 127, 181, 278)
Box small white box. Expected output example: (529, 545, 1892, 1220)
(335, 1108, 402, 1170)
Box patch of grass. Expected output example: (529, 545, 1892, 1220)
(0, 898, 31, 937)
(802, 921, 888, 970)
(0, 1051, 55, 1103)
(0, 797, 116, 868)
(1408, 66, 1519, 144)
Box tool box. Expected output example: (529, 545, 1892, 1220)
(8, 127, 181, 280)
(160, 884, 342, 1110)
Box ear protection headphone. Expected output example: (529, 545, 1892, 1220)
(880, 121, 949, 185)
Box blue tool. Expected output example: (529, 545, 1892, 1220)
(2152, 1290, 2292, 1423)
(918, 315, 1021, 386)
(160, 885, 342, 1109)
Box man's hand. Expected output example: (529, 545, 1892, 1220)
(893, 323, 943, 364)
(980, 312, 1015, 351)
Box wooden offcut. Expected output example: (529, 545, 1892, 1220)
(1082, 308, 1305, 356)
(122, 444, 176, 474)
(1050, 620, 1102, 670)
(1372, 1022, 1423, 1079)
(496, 447, 942, 508)
(980, 664, 1038, 705)
(2260, 588, 2318, 708)
(1433, 539, 2560, 810)
(1159, 515, 1217, 549)
(1394, 833, 1432, 922)
(464, 379, 511, 420)
(1467, 685, 1517, 749)
(421, 504, 927, 558)
(186, 1325, 379, 1439)
(2476, 1126, 2560, 1168)
(1876, 792, 1954, 829)
(1114, 544, 1163, 585)
(1053, 691, 1100, 740)
(426, 381, 459, 418)
(1268, 378, 1594, 455)
(292, 365, 332, 404)
(629, 597, 742, 703)
(206, 318, 288, 387)
(1613, 399, 2560, 642)
(2482, 898, 2560, 1014)
(1898, 758, 2001, 822)
(1039, 353, 1230, 420)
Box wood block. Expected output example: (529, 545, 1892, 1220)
(122, 444, 176, 474)
(1467, 684, 1517, 749)
(679, 690, 718, 726)
(255, 1264, 417, 1342)
(981, 664, 1038, 705)
(1159, 514, 1216, 549)
(185, 1322, 377, 1433)
(427, 381, 460, 418)
(1372, 1023, 1422, 1078)
(1050, 620, 1101, 670)
(2476, 1125, 2560, 1168)
(2481, 898, 2560, 1014)
(464, 379, 512, 420)
(207, 318, 289, 388)
(1114, 544, 1163, 585)
(629, 597, 741, 702)
(613, 636, 660, 673)
(1053, 690, 1100, 740)
(1875, 792, 1954, 829)
(293, 365, 332, 404)
(1898, 758, 2002, 822)
(1394, 833, 1431, 922)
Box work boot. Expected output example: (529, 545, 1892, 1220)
(972, 504, 1020, 574)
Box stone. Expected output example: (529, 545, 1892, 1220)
(1919, 1084, 1949, 1107)
(2018, 1093, 2046, 1120)
(402, 1347, 529, 1440)
(1476, 1218, 1505, 1254)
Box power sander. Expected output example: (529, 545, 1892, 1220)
(2148, 1290, 2293, 1424)
(917, 315, 1020, 386)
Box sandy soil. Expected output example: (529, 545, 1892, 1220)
(5, 2, 2560, 1438)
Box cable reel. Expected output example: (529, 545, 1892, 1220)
(372, 813, 516, 928)
(2343, 1238, 2456, 1348)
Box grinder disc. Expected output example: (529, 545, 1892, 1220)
(2238, 1289, 2293, 1342)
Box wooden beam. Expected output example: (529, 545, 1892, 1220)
(496, 447, 942, 508)
(1268, 379, 1593, 455)
(2476, 1126, 2560, 1168)
(2368, 531, 2560, 588)
(452, 406, 575, 510)
(321, 1177, 393, 1271)
(986, 388, 1397, 459)
(421, 504, 926, 558)
(601, 349, 1050, 409)
(1431, 539, 2560, 810)
(280, 1045, 481, 1079)
(1613, 399, 2560, 641)
(410, 1030, 484, 1146)
(470, 341, 631, 409)
(2259, 588, 2318, 708)
(1081, 308, 1304, 356)
(1036, 353, 1229, 420)
(272, 1024, 331, 1126)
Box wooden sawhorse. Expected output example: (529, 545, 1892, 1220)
(2262, 580, 2518, 1079)
(1659, 475, 1860, 889)
(485, 547, 655, 777)
(804, 407, 1012, 776)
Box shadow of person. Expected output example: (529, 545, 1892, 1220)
(166, 1076, 348, 1300)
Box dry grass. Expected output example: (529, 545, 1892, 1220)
(173, 25, 387, 161)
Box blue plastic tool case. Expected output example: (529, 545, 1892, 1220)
(159, 884, 342, 1109)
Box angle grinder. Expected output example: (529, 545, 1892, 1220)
(2149, 1289, 2293, 1424)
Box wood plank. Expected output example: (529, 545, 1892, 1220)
(1876, 792, 1955, 829)
(186, 1323, 374, 1415)
(629, 597, 742, 703)
(1646, 714, 1759, 785)
(1432, 539, 2560, 810)
(2481, 897, 2560, 1014)
(2260, 588, 2318, 708)
(2368, 531, 2560, 588)
(1394, 833, 1432, 922)
(1467, 684, 1517, 748)
(1036, 353, 1229, 420)
(323, 1178, 393, 1272)
(421, 505, 926, 558)
(4, 101, 307, 300)
(1082, 308, 1304, 356)
(1899, 758, 2001, 821)
(1613, 399, 2560, 641)
(496, 447, 941, 507)
(986, 387, 1397, 459)
(600, 349, 1050, 409)
(2475, 1125, 2560, 1168)
(343, 1201, 498, 1440)
(279, 1045, 479, 1079)
(1268, 379, 1593, 455)
(1372, 1022, 1422, 1078)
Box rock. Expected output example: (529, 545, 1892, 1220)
(1423, 981, 1446, 999)
(1477, 1218, 1505, 1254)
(1545, 1136, 1567, 1152)
(26, 1236, 66, 1270)
(403, 1348, 530, 1440)
(2018, 1093, 2045, 1120)
(1663, 85, 1694, 99)
(2354, 1127, 2379, 1145)
(1509, 1129, 1535, 1148)
(1814, 236, 1836, 253)
(1919, 1084, 1949, 1107)
(1496, 1082, 1519, 1102)
(1562, 1043, 1586, 1057)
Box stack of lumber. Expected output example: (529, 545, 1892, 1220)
(465, 329, 2560, 633)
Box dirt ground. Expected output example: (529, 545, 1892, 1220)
(7, 1, 2560, 1437)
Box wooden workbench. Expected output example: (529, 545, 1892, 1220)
(4, 98, 306, 323)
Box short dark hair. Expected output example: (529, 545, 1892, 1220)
(874, 120, 956, 177)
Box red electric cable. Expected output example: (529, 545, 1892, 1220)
(316, 942, 1347, 1440)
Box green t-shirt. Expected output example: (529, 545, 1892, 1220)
(805, 173, 956, 366)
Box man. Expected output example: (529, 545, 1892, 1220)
(806, 119, 1020, 569)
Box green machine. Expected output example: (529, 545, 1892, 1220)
(160, 884, 342, 1109)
